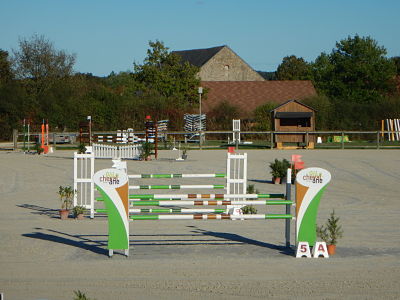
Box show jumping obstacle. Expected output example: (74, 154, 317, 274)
(75, 151, 331, 257)
(91, 143, 141, 159)
(382, 119, 400, 141)
(74, 152, 249, 218)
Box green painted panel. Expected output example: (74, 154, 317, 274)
(297, 186, 327, 247)
(96, 186, 128, 250)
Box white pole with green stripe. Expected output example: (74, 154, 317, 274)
(93, 168, 129, 257)
(129, 184, 225, 190)
(128, 173, 226, 179)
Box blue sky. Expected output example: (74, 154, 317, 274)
(1, 0, 399, 76)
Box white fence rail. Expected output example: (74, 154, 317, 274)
(92, 143, 141, 159)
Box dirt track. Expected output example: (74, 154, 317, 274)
(0, 149, 399, 299)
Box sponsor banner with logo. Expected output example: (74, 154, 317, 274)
(93, 169, 129, 251)
(296, 168, 331, 246)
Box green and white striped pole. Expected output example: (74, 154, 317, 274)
(128, 173, 226, 179)
(129, 184, 225, 190)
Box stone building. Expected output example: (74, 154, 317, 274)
(173, 45, 264, 81)
(174, 45, 317, 118)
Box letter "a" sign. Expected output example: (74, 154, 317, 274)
(312, 242, 329, 258)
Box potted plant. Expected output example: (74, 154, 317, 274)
(73, 290, 94, 300)
(72, 205, 86, 220)
(140, 141, 153, 161)
(316, 210, 343, 255)
(269, 158, 290, 184)
(241, 184, 258, 214)
(58, 185, 75, 220)
(181, 143, 189, 160)
(35, 142, 44, 155)
(78, 143, 87, 154)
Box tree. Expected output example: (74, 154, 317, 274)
(392, 56, 400, 75)
(207, 100, 239, 130)
(312, 35, 397, 102)
(252, 102, 278, 131)
(276, 55, 312, 80)
(12, 34, 76, 96)
(301, 95, 333, 130)
(133, 40, 200, 104)
(0, 50, 13, 84)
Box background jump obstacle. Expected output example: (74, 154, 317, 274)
(92, 143, 141, 160)
(74, 152, 249, 219)
(382, 119, 400, 141)
(184, 113, 206, 141)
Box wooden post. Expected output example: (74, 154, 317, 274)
(270, 132, 274, 149)
(341, 132, 345, 149)
(305, 132, 309, 149)
(377, 131, 380, 150)
(13, 129, 18, 151)
(155, 122, 158, 160)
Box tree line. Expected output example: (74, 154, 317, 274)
(269, 35, 400, 130)
(0, 34, 399, 140)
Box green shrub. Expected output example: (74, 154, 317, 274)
(72, 205, 85, 217)
(269, 158, 290, 179)
(241, 205, 257, 214)
(243, 184, 258, 214)
(73, 290, 94, 300)
(140, 141, 153, 160)
(316, 210, 343, 245)
(78, 143, 86, 154)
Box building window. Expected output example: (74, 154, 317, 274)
(280, 118, 310, 127)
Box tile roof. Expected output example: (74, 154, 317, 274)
(201, 81, 317, 116)
(271, 99, 316, 112)
(173, 46, 225, 67)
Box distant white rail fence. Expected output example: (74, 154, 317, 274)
(92, 143, 141, 159)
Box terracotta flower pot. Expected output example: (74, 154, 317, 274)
(59, 209, 69, 220)
(327, 244, 336, 255)
(273, 177, 281, 184)
(76, 213, 85, 220)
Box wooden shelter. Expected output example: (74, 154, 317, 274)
(271, 100, 316, 149)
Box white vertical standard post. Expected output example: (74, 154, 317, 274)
(89, 153, 95, 218)
(226, 152, 247, 217)
(386, 119, 390, 141)
(198, 87, 203, 149)
(394, 119, 400, 141)
(285, 168, 292, 247)
(73, 152, 95, 218)
(233, 119, 241, 148)
(73, 153, 78, 207)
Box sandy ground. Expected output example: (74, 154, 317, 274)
(0, 149, 399, 300)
